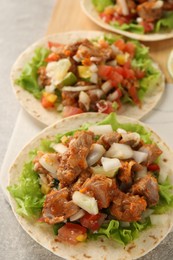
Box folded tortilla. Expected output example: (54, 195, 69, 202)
(11, 31, 165, 126)
(81, 0, 173, 41)
(8, 113, 173, 260)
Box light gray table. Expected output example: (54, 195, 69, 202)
(0, 1, 173, 259)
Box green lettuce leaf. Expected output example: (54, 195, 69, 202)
(7, 162, 45, 218)
(111, 21, 144, 34)
(153, 178, 173, 214)
(89, 218, 151, 245)
(92, 0, 114, 12)
(98, 113, 152, 143)
(16, 47, 50, 99)
(155, 12, 173, 32)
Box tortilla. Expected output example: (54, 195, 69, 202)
(11, 31, 165, 126)
(81, 0, 173, 41)
(8, 113, 173, 260)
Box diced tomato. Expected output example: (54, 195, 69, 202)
(140, 21, 154, 33)
(100, 13, 114, 23)
(98, 65, 114, 80)
(124, 42, 136, 58)
(109, 70, 123, 87)
(80, 213, 106, 231)
(114, 39, 126, 52)
(62, 106, 84, 118)
(45, 52, 60, 62)
(135, 69, 145, 79)
(41, 95, 55, 109)
(57, 223, 87, 244)
(98, 65, 123, 87)
(128, 85, 141, 106)
(147, 163, 160, 172)
(96, 100, 115, 114)
(48, 41, 64, 49)
(123, 68, 136, 79)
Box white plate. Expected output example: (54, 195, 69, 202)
(81, 0, 173, 41)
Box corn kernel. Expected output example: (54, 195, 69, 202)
(76, 234, 87, 242)
(116, 54, 126, 65)
(47, 94, 57, 103)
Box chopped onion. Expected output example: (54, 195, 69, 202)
(91, 165, 116, 178)
(150, 214, 169, 226)
(136, 17, 143, 23)
(45, 84, 56, 93)
(72, 191, 98, 215)
(87, 144, 106, 166)
(101, 157, 121, 172)
(133, 150, 148, 163)
(111, 44, 122, 55)
(135, 166, 147, 180)
(118, 0, 129, 15)
(39, 154, 58, 178)
(79, 91, 90, 111)
(90, 63, 98, 73)
(62, 85, 97, 92)
(88, 89, 104, 99)
(70, 209, 85, 221)
(101, 80, 112, 93)
(90, 72, 98, 84)
(73, 55, 81, 62)
(88, 124, 113, 135)
(105, 143, 133, 159)
(121, 132, 141, 147)
(51, 143, 68, 154)
(107, 90, 119, 101)
(117, 128, 127, 134)
(153, 0, 163, 9)
(90, 56, 101, 62)
(141, 209, 154, 220)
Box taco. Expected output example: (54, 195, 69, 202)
(11, 31, 164, 126)
(8, 113, 173, 260)
(81, 0, 173, 41)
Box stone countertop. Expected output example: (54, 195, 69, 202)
(0, 1, 173, 259)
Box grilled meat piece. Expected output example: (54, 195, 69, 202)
(140, 143, 162, 165)
(62, 91, 79, 107)
(118, 160, 143, 189)
(81, 175, 116, 209)
(37, 66, 51, 87)
(97, 132, 121, 149)
(163, 0, 173, 10)
(137, 0, 163, 22)
(131, 173, 159, 206)
(76, 39, 113, 63)
(71, 168, 92, 194)
(111, 190, 147, 222)
(41, 188, 79, 224)
(57, 131, 94, 187)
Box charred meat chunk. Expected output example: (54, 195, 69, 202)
(97, 132, 121, 150)
(81, 175, 116, 209)
(110, 191, 147, 222)
(41, 188, 79, 224)
(140, 143, 162, 165)
(37, 66, 51, 87)
(131, 174, 159, 206)
(57, 131, 94, 187)
(137, 0, 163, 22)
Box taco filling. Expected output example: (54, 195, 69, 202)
(16, 35, 161, 118)
(92, 0, 173, 34)
(8, 114, 173, 246)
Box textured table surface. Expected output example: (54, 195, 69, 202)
(0, 1, 173, 260)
